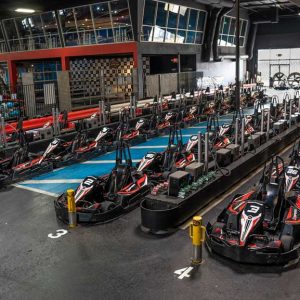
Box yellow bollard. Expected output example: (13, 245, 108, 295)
(189, 216, 206, 265)
(67, 189, 77, 228)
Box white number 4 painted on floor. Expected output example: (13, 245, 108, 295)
(48, 229, 68, 239)
(174, 267, 194, 280)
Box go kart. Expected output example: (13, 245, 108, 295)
(157, 112, 178, 132)
(44, 127, 114, 168)
(0, 140, 55, 187)
(183, 106, 198, 125)
(175, 135, 198, 169)
(75, 126, 115, 160)
(54, 138, 150, 224)
(206, 154, 300, 266)
(122, 118, 157, 144)
(206, 115, 233, 150)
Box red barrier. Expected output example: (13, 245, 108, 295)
(5, 107, 100, 134)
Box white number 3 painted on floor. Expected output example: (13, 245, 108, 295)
(48, 229, 68, 239)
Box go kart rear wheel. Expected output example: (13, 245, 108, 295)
(101, 201, 116, 212)
(281, 235, 294, 252)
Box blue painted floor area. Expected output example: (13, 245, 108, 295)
(17, 110, 254, 195)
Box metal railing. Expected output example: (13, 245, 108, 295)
(144, 71, 204, 97)
(70, 74, 134, 108)
(0, 81, 59, 121)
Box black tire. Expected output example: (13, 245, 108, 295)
(162, 171, 170, 179)
(212, 222, 226, 234)
(281, 235, 294, 252)
(101, 201, 116, 212)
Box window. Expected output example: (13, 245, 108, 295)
(178, 7, 189, 29)
(29, 15, 47, 50)
(110, 0, 133, 42)
(92, 3, 114, 44)
(156, 2, 167, 27)
(41, 12, 61, 48)
(3, 19, 19, 51)
(141, 0, 207, 45)
(0, 26, 7, 53)
(188, 9, 198, 31)
(59, 8, 79, 46)
(0, 0, 134, 53)
(143, 0, 156, 26)
(74, 6, 96, 45)
(218, 16, 248, 47)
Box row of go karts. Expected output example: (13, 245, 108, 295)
(0, 105, 200, 188)
(53, 106, 262, 225)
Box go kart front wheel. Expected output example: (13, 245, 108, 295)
(281, 235, 294, 252)
(212, 222, 226, 234)
(101, 201, 116, 212)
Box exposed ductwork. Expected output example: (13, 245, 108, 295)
(201, 8, 222, 62)
(213, 7, 233, 61)
(195, 0, 234, 8)
(251, 7, 280, 24)
(247, 23, 258, 61)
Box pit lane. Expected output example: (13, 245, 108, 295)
(1, 130, 300, 300)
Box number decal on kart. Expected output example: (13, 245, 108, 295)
(287, 168, 298, 176)
(48, 229, 68, 239)
(83, 177, 96, 187)
(247, 205, 260, 214)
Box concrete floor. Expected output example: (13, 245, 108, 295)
(1, 143, 300, 300)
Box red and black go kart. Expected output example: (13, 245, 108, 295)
(0, 138, 58, 188)
(54, 138, 150, 224)
(136, 124, 197, 181)
(74, 126, 115, 160)
(157, 111, 178, 132)
(206, 154, 300, 266)
(206, 115, 233, 150)
(175, 134, 198, 169)
(122, 118, 158, 143)
(43, 126, 115, 168)
(183, 106, 198, 126)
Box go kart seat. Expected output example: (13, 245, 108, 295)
(263, 183, 281, 223)
(106, 164, 131, 194)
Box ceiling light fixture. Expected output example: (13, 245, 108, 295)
(15, 8, 35, 13)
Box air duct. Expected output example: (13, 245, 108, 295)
(202, 8, 222, 62)
(213, 7, 233, 61)
(195, 0, 234, 8)
(247, 23, 258, 61)
(252, 7, 279, 24)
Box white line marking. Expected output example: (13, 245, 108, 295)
(82, 159, 140, 164)
(131, 146, 166, 149)
(22, 179, 83, 184)
(13, 184, 60, 197)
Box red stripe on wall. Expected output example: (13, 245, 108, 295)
(0, 42, 138, 87)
